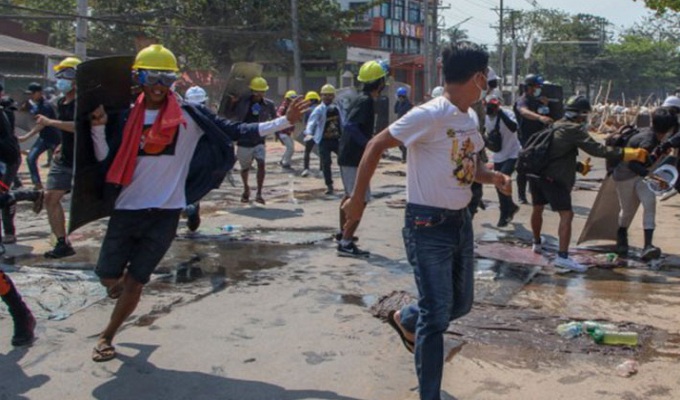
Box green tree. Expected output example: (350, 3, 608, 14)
(600, 34, 680, 101)
(5, 0, 352, 73)
(502, 9, 609, 97)
(636, 0, 680, 13)
(441, 27, 469, 44)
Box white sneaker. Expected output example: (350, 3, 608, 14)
(553, 256, 588, 272)
(532, 243, 543, 254)
(301, 169, 310, 177)
(660, 188, 678, 202)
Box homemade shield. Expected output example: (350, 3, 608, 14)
(217, 62, 263, 117)
(577, 175, 620, 244)
(70, 56, 134, 233)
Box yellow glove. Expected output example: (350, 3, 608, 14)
(623, 148, 648, 163)
(578, 157, 592, 176)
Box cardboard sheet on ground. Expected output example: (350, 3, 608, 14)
(217, 62, 263, 117)
(475, 242, 551, 268)
(578, 175, 620, 244)
(70, 56, 134, 233)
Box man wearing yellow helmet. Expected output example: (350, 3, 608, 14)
(276, 90, 298, 169)
(301, 91, 322, 177)
(335, 60, 387, 257)
(86, 45, 308, 362)
(223, 76, 277, 204)
(304, 84, 342, 194)
(25, 57, 82, 257)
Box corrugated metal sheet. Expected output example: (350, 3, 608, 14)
(0, 34, 72, 57)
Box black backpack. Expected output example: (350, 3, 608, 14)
(516, 125, 557, 177)
(605, 125, 638, 147)
(485, 114, 503, 152)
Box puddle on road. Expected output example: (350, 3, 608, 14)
(1, 228, 330, 321)
(475, 258, 541, 306)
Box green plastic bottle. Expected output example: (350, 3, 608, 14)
(591, 328, 638, 346)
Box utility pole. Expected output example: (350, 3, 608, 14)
(511, 13, 518, 98)
(291, 0, 303, 92)
(431, 0, 438, 90)
(423, 0, 430, 96)
(75, 0, 87, 59)
(498, 0, 504, 88)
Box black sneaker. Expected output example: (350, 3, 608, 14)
(186, 204, 201, 232)
(641, 246, 661, 261)
(324, 186, 334, 195)
(506, 204, 520, 224)
(337, 242, 370, 258)
(12, 314, 36, 347)
(44, 240, 75, 259)
(496, 216, 509, 228)
(32, 191, 44, 214)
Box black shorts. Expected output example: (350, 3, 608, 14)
(529, 177, 572, 211)
(95, 208, 181, 284)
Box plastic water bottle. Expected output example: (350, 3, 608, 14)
(221, 224, 241, 233)
(583, 321, 617, 334)
(590, 328, 638, 346)
(556, 322, 582, 339)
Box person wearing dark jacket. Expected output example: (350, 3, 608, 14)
(613, 108, 675, 259)
(394, 87, 413, 162)
(0, 84, 43, 248)
(223, 77, 277, 204)
(86, 45, 307, 363)
(34, 57, 81, 258)
(336, 60, 386, 258)
(18, 83, 61, 190)
(513, 74, 553, 203)
(530, 95, 648, 272)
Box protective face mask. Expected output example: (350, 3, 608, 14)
(56, 79, 73, 93)
(475, 74, 487, 102)
(534, 88, 542, 97)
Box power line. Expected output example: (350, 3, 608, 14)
(0, 3, 279, 36)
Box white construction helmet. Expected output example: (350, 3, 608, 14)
(431, 86, 444, 98)
(662, 95, 680, 109)
(185, 86, 208, 105)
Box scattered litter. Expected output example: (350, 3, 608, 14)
(615, 360, 639, 377)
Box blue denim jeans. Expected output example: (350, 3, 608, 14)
(27, 137, 57, 186)
(494, 158, 517, 218)
(399, 203, 475, 400)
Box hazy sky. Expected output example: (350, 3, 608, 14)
(440, 0, 652, 47)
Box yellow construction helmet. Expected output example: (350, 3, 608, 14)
(249, 77, 269, 92)
(357, 60, 387, 83)
(132, 44, 179, 72)
(320, 84, 336, 95)
(285, 90, 297, 99)
(304, 91, 320, 102)
(54, 57, 82, 72)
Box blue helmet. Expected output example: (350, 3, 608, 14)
(397, 87, 408, 97)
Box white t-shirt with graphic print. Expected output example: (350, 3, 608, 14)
(389, 96, 485, 211)
(115, 109, 204, 210)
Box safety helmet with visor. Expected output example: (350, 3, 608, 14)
(133, 44, 179, 87)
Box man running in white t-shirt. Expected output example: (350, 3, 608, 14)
(342, 43, 512, 400)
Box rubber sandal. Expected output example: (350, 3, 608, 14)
(92, 343, 116, 362)
(240, 191, 250, 203)
(255, 196, 265, 205)
(387, 310, 414, 354)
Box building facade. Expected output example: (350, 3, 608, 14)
(337, 0, 435, 102)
